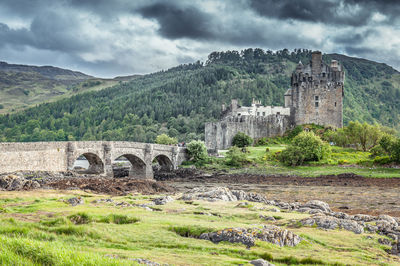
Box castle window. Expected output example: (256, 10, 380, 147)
(322, 73, 326, 77)
(257, 112, 260, 116)
(262, 112, 265, 116)
(315, 96, 319, 108)
(303, 77, 306, 82)
(315, 96, 319, 101)
(308, 77, 312, 82)
(335, 102, 337, 107)
(315, 102, 319, 108)
(277, 112, 280, 115)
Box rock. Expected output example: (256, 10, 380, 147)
(378, 215, 398, 226)
(153, 196, 174, 205)
(297, 207, 311, 213)
(129, 258, 160, 266)
(350, 214, 375, 222)
(267, 208, 280, 212)
(378, 238, 392, 246)
(300, 200, 331, 213)
(260, 215, 275, 221)
(200, 228, 255, 248)
(376, 220, 394, 232)
(256, 225, 302, 247)
(301, 215, 363, 234)
(365, 224, 378, 233)
(231, 190, 248, 200)
(331, 212, 350, 220)
(181, 187, 238, 202)
(308, 209, 324, 215)
(236, 202, 250, 207)
(250, 259, 275, 266)
(200, 226, 301, 248)
(67, 197, 84, 206)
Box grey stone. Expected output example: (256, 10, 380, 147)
(300, 200, 331, 213)
(181, 187, 238, 202)
(67, 197, 84, 206)
(250, 259, 275, 266)
(301, 215, 363, 234)
(200, 226, 301, 248)
(153, 196, 174, 205)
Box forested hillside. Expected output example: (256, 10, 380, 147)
(0, 61, 137, 114)
(0, 49, 399, 143)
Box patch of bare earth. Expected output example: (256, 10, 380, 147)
(165, 172, 400, 217)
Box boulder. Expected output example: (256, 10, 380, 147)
(200, 226, 301, 248)
(300, 200, 331, 213)
(199, 228, 255, 248)
(377, 215, 398, 227)
(67, 197, 84, 206)
(250, 259, 275, 266)
(181, 187, 238, 202)
(301, 214, 363, 234)
(153, 196, 174, 205)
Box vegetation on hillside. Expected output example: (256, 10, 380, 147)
(0, 49, 399, 143)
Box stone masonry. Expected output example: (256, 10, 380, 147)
(0, 141, 188, 179)
(205, 51, 344, 150)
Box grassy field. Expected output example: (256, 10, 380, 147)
(0, 190, 399, 265)
(215, 145, 400, 178)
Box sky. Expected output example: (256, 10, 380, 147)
(0, 0, 399, 78)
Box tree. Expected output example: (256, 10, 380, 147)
(280, 131, 331, 166)
(187, 140, 208, 162)
(232, 132, 253, 148)
(155, 134, 178, 145)
(345, 122, 382, 151)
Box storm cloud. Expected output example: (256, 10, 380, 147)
(0, 0, 398, 77)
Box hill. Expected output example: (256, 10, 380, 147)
(0, 49, 399, 142)
(0, 61, 138, 113)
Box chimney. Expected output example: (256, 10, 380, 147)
(311, 51, 322, 76)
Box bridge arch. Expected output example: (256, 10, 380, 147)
(152, 154, 174, 171)
(112, 153, 147, 178)
(73, 152, 104, 174)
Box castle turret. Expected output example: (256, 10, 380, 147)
(287, 51, 344, 128)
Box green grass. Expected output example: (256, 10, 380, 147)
(215, 145, 400, 178)
(0, 190, 396, 265)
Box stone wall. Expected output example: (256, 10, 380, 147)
(205, 115, 292, 150)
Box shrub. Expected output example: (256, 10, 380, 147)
(280, 131, 331, 166)
(225, 146, 251, 167)
(68, 213, 92, 225)
(169, 225, 214, 238)
(98, 214, 139, 224)
(391, 139, 400, 163)
(370, 145, 386, 158)
(232, 132, 253, 148)
(155, 134, 178, 145)
(373, 156, 393, 165)
(187, 140, 208, 162)
(287, 125, 303, 139)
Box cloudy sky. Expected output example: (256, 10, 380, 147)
(0, 0, 399, 77)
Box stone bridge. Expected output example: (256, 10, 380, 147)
(0, 141, 188, 179)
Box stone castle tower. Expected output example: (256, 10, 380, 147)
(285, 51, 344, 128)
(205, 51, 345, 150)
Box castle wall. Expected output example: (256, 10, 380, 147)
(205, 115, 292, 150)
(291, 82, 343, 128)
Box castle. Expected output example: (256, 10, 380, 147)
(205, 51, 345, 150)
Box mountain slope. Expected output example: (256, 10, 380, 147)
(0, 49, 399, 143)
(0, 61, 139, 113)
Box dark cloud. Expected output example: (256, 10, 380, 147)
(0, 0, 398, 77)
(138, 3, 214, 39)
(249, 0, 400, 26)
